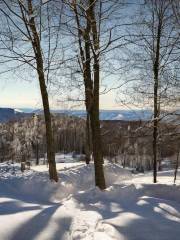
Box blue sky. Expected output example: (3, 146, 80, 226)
(0, 1, 137, 111)
(0, 77, 40, 108)
(0, 76, 118, 110)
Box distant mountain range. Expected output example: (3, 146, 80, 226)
(0, 107, 153, 123)
(50, 109, 153, 121)
(0, 108, 33, 123)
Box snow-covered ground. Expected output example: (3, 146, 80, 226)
(0, 160, 180, 240)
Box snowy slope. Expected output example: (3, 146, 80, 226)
(0, 161, 180, 240)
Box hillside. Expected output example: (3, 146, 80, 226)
(0, 108, 153, 123)
(0, 108, 32, 123)
(1, 108, 179, 123)
(0, 159, 179, 240)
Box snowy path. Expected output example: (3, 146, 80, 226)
(0, 163, 180, 240)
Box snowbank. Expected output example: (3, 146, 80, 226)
(0, 162, 131, 203)
(0, 162, 180, 240)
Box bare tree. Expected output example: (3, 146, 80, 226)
(60, 0, 128, 189)
(0, 0, 61, 181)
(121, 0, 180, 182)
(174, 149, 179, 184)
(69, 0, 106, 189)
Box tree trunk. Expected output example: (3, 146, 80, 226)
(36, 141, 39, 165)
(27, 0, 58, 182)
(153, 116, 158, 183)
(85, 113, 91, 164)
(73, 0, 106, 189)
(90, 106, 106, 189)
(153, 17, 162, 183)
(89, 0, 106, 189)
(174, 150, 179, 184)
(36, 53, 58, 182)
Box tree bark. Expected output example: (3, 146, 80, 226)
(174, 150, 179, 184)
(36, 141, 39, 165)
(90, 110, 105, 189)
(85, 113, 91, 164)
(27, 0, 58, 182)
(73, 0, 106, 189)
(88, 0, 106, 189)
(153, 16, 162, 183)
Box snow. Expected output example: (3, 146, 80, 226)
(112, 114, 124, 120)
(14, 109, 23, 113)
(0, 160, 180, 240)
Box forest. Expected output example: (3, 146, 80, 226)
(0, 1, 179, 240)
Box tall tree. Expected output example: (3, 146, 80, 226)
(61, 0, 126, 189)
(144, 0, 179, 183)
(0, 0, 60, 181)
(122, 0, 180, 182)
(71, 0, 106, 189)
